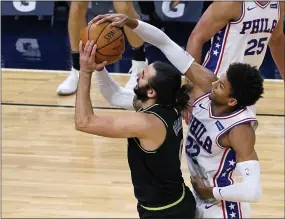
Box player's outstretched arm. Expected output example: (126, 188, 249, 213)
(268, 2, 284, 80)
(94, 68, 136, 110)
(75, 40, 165, 148)
(89, 14, 217, 99)
(186, 2, 241, 63)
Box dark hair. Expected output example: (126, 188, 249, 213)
(175, 83, 192, 111)
(227, 63, 264, 108)
(148, 61, 191, 111)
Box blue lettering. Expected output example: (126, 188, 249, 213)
(185, 135, 200, 165)
(264, 18, 271, 33)
(250, 19, 260, 34)
(203, 136, 212, 154)
(240, 19, 277, 34)
(240, 21, 251, 34)
(189, 117, 212, 154)
(259, 18, 265, 33)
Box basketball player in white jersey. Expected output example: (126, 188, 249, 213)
(185, 1, 284, 117)
(186, 1, 284, 80)
(89, 13, 264, 218)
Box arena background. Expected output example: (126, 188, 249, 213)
(2, 1, 284, 79)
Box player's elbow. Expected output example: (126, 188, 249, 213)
(74, 116, 91, 132)
(75, 119, 87, 131)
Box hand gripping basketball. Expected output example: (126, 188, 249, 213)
(81, 14, 125, 65)
(79, 40, 107, 74)
(88, 13, 128, 28)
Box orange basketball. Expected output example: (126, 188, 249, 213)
(80, 22, 125, 65)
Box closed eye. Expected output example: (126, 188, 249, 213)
(220, 81, 225, 89)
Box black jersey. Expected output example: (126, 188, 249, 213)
(127, 104, 185, 209)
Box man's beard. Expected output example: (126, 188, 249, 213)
(133, 84, 149, 103)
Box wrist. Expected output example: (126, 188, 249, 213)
(80, 70, 93, 78)
(202, 186, 215, 199)
(125, 18, 138, 29)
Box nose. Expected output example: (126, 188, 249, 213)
(137, 71, 142, 78)
(212, 80, 218, 88)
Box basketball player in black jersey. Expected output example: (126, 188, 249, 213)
(75, 40, 196, 218)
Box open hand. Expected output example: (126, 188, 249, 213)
(191, 175, 213, 199)
(79, 40, 107, 74)
(182, 107, 193, 125)
(88, 13, 128, 28)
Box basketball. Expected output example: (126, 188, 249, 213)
(80, 22, 125, 65)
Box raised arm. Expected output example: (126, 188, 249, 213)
(94, 68, 136, 110)
(75, 40, 165, 149)
(186, 2, 241, 63)
(89, 14, 217, 99)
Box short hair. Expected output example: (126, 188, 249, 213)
(148, 61, 190, 111)
(227, 63, 264, 108)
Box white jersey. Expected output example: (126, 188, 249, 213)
(202, 1, 281, 77)
(185, 93, 258, 217)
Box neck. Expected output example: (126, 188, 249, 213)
(141, 99, 156, 109)
(256, 1, 268, 5)
(211, 102, 238, 116)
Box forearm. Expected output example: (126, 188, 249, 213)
(94, 68, 135, 110)
(269, 38, 284, 80)
(125, 19, 194, 74)
(75, 72, 94, 126)
(212, 160, 262, 203)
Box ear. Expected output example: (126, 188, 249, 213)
(147, 88, 156, 98)
(228, 97, 237, 107)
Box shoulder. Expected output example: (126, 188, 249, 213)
(211, 2, 243, 10)
(211, 1, 242, 20)
(143, 105, 178, 123)
(228, 122, 256, 146)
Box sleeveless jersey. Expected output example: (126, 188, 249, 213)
(127, 104, 186, 209)
(203, 1, 281, 77)
(185, 92, 258, 193)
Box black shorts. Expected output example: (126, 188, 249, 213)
(137, 186, 196, 219)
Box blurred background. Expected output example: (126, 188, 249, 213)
(2, 1, 284, 79)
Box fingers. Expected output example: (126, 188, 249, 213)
(88, 14, 107, 25)
(190, 176, 197, 187)
(181, 110, 189, 125)
(111, 21, 123, 27)
(96, 61, 108, 70)
(89, 14, 112, 25)
(79, 40, 84, 55)
(83, 40, 90, 56)
(110, 16, 127, 27)
(85, 40, 95, 57)
(95, 16, 112, 25)
(89, 43, 97, 63)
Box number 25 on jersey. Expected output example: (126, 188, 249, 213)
(244, 37, 268, 56)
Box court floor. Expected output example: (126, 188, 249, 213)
(2, 69, 284, 218)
